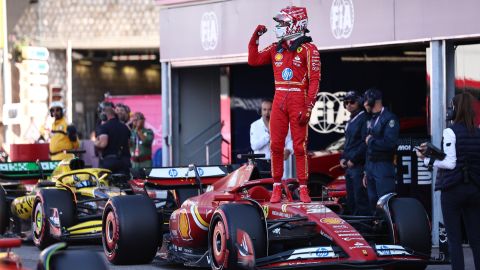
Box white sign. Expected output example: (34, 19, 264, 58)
(21, 46, 49, 61)
(330, 0, 355, 39)
(2, 103, 23, 125)
(22, 60, 49, 74)
(23, 74, 49, 85)
(27, 86, 49, 101)
(200, 12, 219, 51)
(310, 92, 350, 134)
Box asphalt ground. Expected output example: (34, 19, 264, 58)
(13, 242, 474, 269)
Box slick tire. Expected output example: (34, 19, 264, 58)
(102, 195, 160, 265)
(32, 189, 76, 250)
(389, 197, 431, 270)
(209, 203, 267, 270)
(0, 187, 9, 234)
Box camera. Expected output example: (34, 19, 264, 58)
(417, 142, 446, 161)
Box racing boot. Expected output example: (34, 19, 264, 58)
(270, 183, 282, 203)
(299, 185, 311, 203)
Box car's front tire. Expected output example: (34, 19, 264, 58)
(102, 195, 160, 265)
(32, 189, 76, 250)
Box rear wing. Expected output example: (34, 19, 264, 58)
(0, 161, 59, 180)
(145, 165, 230, 186)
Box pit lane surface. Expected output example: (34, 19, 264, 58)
(15, 242, 472, 269)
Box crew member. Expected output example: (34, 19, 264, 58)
(417, 92, 480, 270)
(130, 112, 154, 169)
(248, 6, 321, 203)
(95, 106, 131, 174)
(340, 91, 370, 215)
(48, 101, 80, 161)
(250, 99, 293, 178)
(362, 89, 399, 212)
(115, 103, 131, 127)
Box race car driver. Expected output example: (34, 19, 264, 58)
(248, 6, 321, 203)
(48, 101, 80, 161)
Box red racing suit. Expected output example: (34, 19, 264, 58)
(248, 34, 321, 185)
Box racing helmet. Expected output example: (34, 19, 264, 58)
(49, 101, 65, 117)
(273, 6, 308, 41)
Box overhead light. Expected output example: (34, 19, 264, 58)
(78, 60, 92, 65)
(112, 54, 157, 61)
(404, 51, 426, 56)
(103, 61, 116, 67)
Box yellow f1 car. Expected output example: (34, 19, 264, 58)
(0, 152, 130, 249)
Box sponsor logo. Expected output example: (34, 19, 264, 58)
(315, 247, 330, 257)
(201, 12, 219, 50)
(275, 53, 283, 61)
(281, 68, 293, 81)
(330, 0, 354, 39)
(333, 225, 348, 229)
(274, 61, 283, 67)
(262, 205, 269, 217)
(272, 210, 293, 218)
(297, 47, 303, 53)
(320, 230, 332, 241)
(338, 233, 361, 236)
(272, 228, 281, 235)
(168, 168, 178, 177)
(362, 250, 368, 256)
(320, 217, 344, 225)
(281, 204, 288, 212)
(342, 237, 364, 241)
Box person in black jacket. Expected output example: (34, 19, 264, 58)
(362, 88, 399, 213)
(340, 91, 370, 215)
(417, 92, 480, 270)
(94, 106, 131, 175)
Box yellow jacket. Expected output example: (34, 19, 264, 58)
(49, 117, 80, 161)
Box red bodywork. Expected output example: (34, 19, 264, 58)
(0, 238, 27, 270)
(134, 164, 428, 269)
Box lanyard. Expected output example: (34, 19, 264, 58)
(346, 111, 364, 131)
(368, 107, 384, 132)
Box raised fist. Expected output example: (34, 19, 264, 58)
(254, 25, 267, 37)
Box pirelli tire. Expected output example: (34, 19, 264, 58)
(39, 248, 108, 270)
(389, 197, 431, 270)
(102, 195, 160, 265)
(209, 203, 267, 270)
(0, 186, 9, 234)
(32, 189, 76, 250)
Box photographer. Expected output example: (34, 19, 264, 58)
(416, 92, 480, 270)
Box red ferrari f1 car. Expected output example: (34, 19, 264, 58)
(102, 154, 440, 269)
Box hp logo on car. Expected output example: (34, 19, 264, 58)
(282, 68, 293, 81)
(168, 168, 178, 177)
(197, 167, 204, 176)
(316, 247, 330, 257)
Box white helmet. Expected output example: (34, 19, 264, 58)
(49, 101, 65, 110)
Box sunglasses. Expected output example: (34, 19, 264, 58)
(343, 100, 356, 106)
(50, 108, 62, 113)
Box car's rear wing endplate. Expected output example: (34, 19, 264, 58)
(0, 161, 59, 180)
(147, 165, 229, 179)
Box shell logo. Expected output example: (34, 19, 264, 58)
(320, 217, 344, 225)
(178, 211, 192, 240)
(274, 53, 283, 61)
